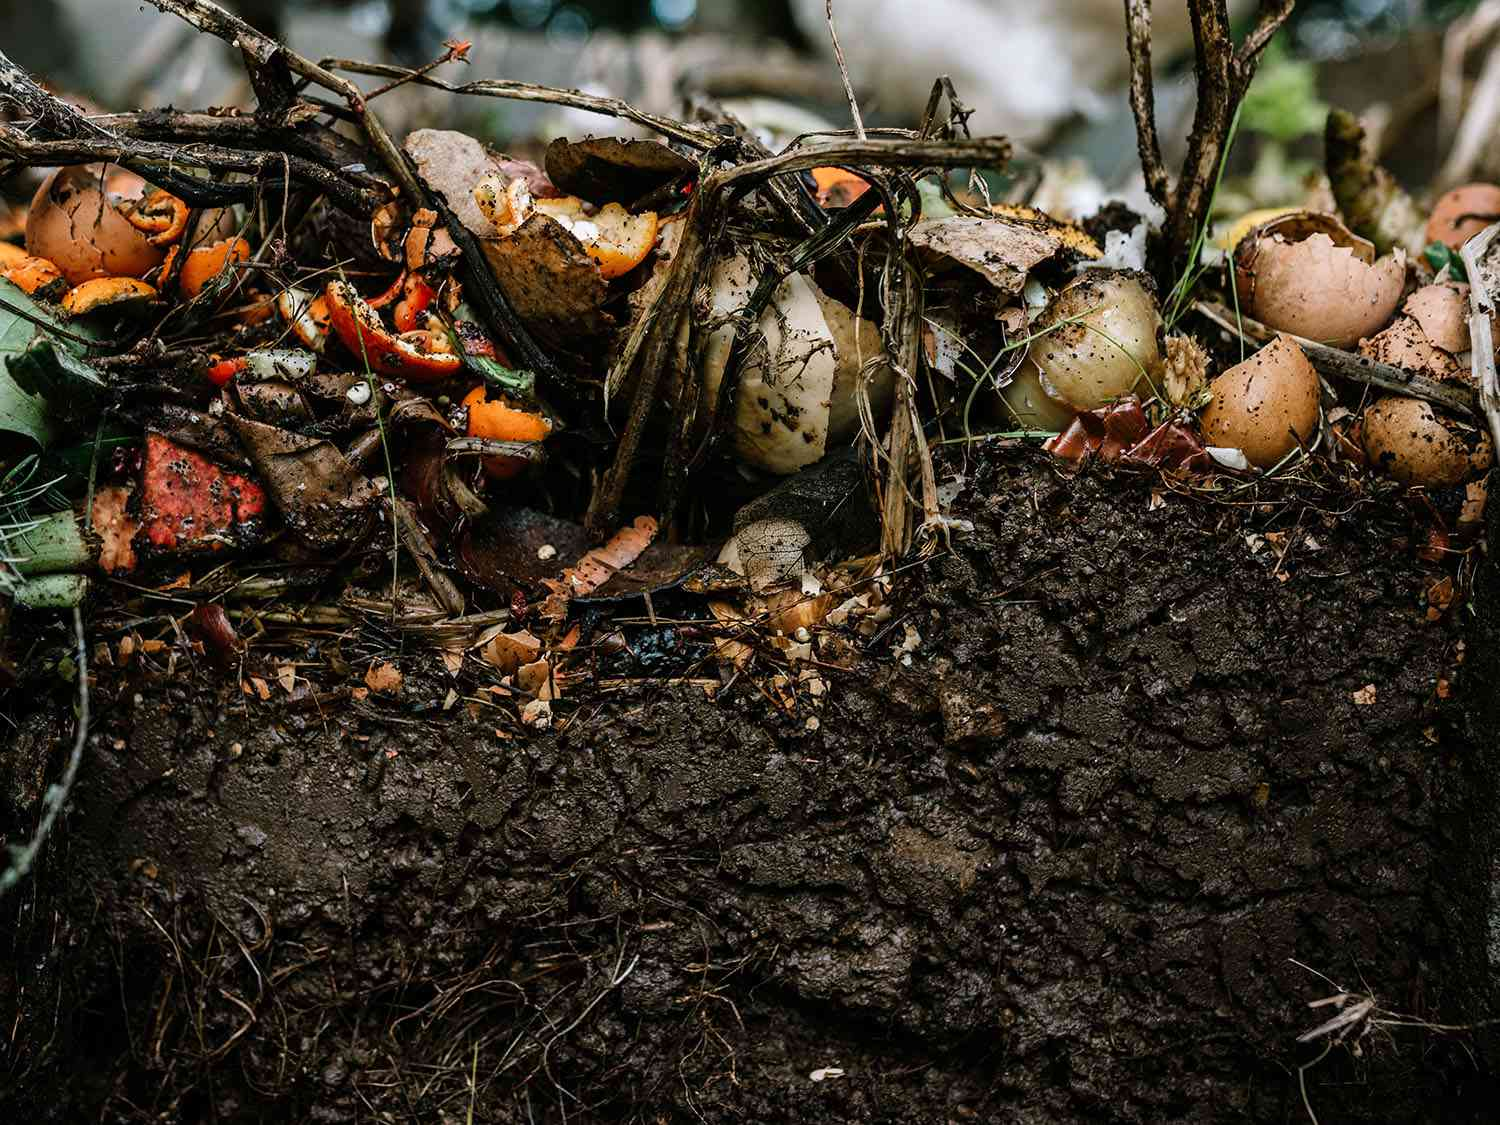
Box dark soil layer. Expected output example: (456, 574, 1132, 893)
(4, 451, 1498, 1123)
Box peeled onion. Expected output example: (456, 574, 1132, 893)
(997, 359, 1077, 432)
(1030, 272, 1162, 411)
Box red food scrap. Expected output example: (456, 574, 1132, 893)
(138, 432, 269, 554)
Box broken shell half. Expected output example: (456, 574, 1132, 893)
(1403, 283, 1471, 354)
(1198, 335, 1320, 469)
(26, 164, 165, 285)
(700, 253, 894, 475)
(1232, 211, 1405, 348)
(1030, 271, 1163, 411)
(1362, 395, 1493, 487)
(1424, 183, 1500, 251)
(1359, 315, 1462, 381)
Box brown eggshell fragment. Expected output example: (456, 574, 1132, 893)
(1424, 183, 1500, 251)
(1402, 284, 1470, 354)
(1198, 335, 1320, 468)
(1359, 315, 1462, 380)
(26, 164, 165, 285)
(1362, 395, 1493, 486)
(1233, 215, 1405, 348)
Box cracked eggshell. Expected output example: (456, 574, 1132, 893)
(1402, 284, 1470, 354)
(700, 254, 838, 475)
(1359, 314, 1462, 380)
(1233, 214, 1405, 348)
(1362, 396, 1493, 486)
(1198, 335, 1320, 468)
(1030, 271, 1163, 411)
(1424, 183, 1500, 251)
(26, 164, 165, 285)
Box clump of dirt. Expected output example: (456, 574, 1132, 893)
(3, 449, 1498, 1123)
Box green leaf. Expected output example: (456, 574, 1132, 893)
(1241, 39, 1328, 143)
(0, 278, 106, 451)
(1424, 241, 1468, 282)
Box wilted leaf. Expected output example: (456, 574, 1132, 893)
(365, 661, 403, 694)
(228, 415, 380, 552)
(480, 628, 542, 675)
(908, 212, 1100, 297)
(479, 213, 614, 359)
(188, 603, 241, 666)
(0, 277, 104, 450)
(544, 136, 696, 204)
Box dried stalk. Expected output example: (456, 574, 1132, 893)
(1124, 0, 1296, 274)
(318, 58, 724, 151)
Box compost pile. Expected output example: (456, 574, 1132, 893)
(2, 1, 1500, 1122)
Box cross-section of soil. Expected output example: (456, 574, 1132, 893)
(4, 451, 1497, 1123)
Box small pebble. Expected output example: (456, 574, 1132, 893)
(346, 381, 372, 405)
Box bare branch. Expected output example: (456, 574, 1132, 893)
(1233, 0, 1297, 97)
(824, 1, 867, 141)
(1123, 0, 1171, 212)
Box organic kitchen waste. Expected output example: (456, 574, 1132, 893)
(3, 2, 1500, 1123)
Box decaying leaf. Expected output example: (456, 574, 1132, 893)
(479, 212, 614, 358)
(537, 515, 659, 619)
(480, 628, 542, 675)
(365, 661, 403, 694)
(404, 129, 515, 240)
(227, 415, 380, 552)
(908, 211, 1100, 297)
(91, 484, 139, 575)
(544, 136, 696, 204)
(562, 516, 659, 597)
(187, 603, 241, 666)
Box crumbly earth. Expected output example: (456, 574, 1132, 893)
(3, 449, 1497, 1123)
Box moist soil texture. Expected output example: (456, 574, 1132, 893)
(3, 448, 1498, 1124)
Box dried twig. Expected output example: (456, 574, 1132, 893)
(1124, 1, 1296, 273)
(824, 1, 866, 141)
